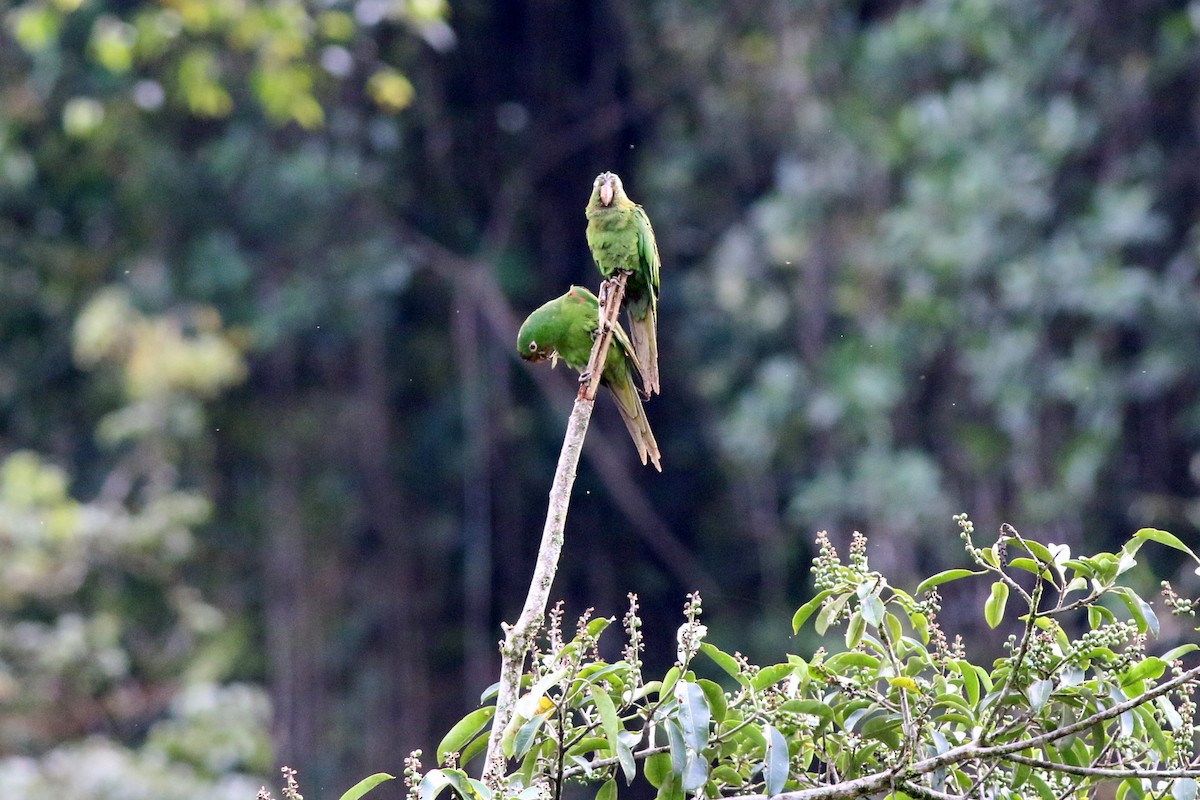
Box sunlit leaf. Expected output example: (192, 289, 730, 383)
(436, 707, 495, 765)
(698, 644, 745, 686)
(916, 569, 981, 594)
(1133, 528, 1200, 563)
(791, 589, 834, 633)
(339, 773, 395, 800)
(984, 581, 1008, 629)
(751, 663, 795, 693)
(1026, 679, 1052, 712)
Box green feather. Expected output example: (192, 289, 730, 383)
(585, 172, 661, 395)
(517, 286, 661, 471)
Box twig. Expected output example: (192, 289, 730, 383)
(479, 276, 629, 782)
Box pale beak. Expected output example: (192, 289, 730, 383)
(550, 351, 560, 368)
(599, 181, 614, 206)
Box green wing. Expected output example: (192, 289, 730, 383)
(633, 205, 660, 291)
(611, 320, 643, 373)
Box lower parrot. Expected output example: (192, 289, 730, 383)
(517, 286, 661, 471)
(585, 172, 661, 396)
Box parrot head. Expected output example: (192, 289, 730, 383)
(592, 171, 624, 207)
(517, 322, 560, 368)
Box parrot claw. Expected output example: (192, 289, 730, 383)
(578, 369, 593, 383)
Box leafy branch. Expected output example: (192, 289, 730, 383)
(409, 518, 1200, 800)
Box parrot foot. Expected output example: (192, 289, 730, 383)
(578, 369, 593, 384)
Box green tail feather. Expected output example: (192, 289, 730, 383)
(605, 378, 662, 471)
(628, 313, 659, 396)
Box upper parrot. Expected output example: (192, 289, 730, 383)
(585, 172, 661, 396)
(517, 286, 661, 471)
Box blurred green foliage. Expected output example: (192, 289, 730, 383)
(3, 0, 1200, 794)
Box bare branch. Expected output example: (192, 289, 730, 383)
(480, 396, 595, 780)
(1004, 752, 1200, 780)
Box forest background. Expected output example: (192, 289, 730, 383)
(3, 0, 1200, 797)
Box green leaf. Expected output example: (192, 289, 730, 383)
(1162, 644, 1199, 663)
(698, 678, 728, 723)
(1134, 705, 1172, 761)
(510, 714, 546, 758)
(780, 699, 835, 728)
(418, 770, 457, 800)
(815, 593, 850, 636)
(791, 589, 834, 633)
(460, 726, 491, 766)
(955, 661, 980, 706)
(1134, 528, 1200, 563)
(884, 611, 904, 646)
(1021, 539, 1054, 564)
(762, 724, 789, 796)
(666, 718, 687, 775)
(436, 707, 496, 765)
(861, 595, 886, 628)
(711, 765, 744, 786)
(1112, 587, 1160, 637)
(339, 773, 396, 800)
(861, 717, 901, 749)
(845, 610, 866, 648)
(654, 773, 684, 800)
(645, 753, 673, 788)
(566, 737, 610, 757)
(909, 610, 929, 643)
(698, 644, 747, 686)
(916, 568, 981, 594)
(616, 733, 637, 785)
(588, 684, 623, 770)
(1121, 656, 1167, 688)
(824, 651, 880, 672)
(1009, 557, 1052, 579)
(673, 680, 711, 753)
(1026, 773, 1056, 800)
(585, 616, 613, 638)
(751, 663, 796, 693)
(596, 778, 617, 800)
(1119, 775, 1146, 800)
(681, 748, 708, 793)
(1026, 679, 1053, 712)
(984, 581, 1009, 629)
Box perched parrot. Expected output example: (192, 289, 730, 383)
(585, 171, 661, 396)
(517, 286, 662, 471)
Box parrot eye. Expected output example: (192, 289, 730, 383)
(527, 341, 538, 352)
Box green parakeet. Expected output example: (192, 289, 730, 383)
(585, 171, 661, 396)
(517, 286, 662, 471)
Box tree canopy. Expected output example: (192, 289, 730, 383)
(2, 0, 1200, 795)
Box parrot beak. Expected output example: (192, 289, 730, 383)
(599, 180, 614, 206)
(550, 351, 560, 369)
